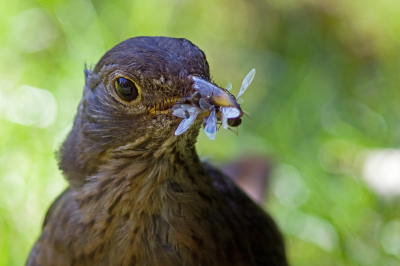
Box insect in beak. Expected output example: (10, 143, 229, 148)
(191, 77, 242, 111)
(172, 69, 255, 140)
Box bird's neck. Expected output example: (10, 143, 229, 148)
(73, 137, 212, 223)
(67, 138, 223, 264)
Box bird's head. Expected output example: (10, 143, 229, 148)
(59, 36, 241, 186)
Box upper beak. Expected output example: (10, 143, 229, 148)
(150, 76, 243, 115)
(191, 76, 241, 110)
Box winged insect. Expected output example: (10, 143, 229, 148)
(173, 69, 255, 140)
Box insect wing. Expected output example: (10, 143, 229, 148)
(199, 98, 212, 111)
(174, 109, 200, 135)
(171, 104, 198, 118)
(237, 68, 256, 99)
(220, 107, 240, 130)
(204, 108, 217, 140)
(225, 82, 232, 92)
(220, 108, 229, 129)
(192, 76, 217, 99)
(222, 107, 240, 119)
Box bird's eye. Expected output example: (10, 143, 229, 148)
(114, 77, 139, 102)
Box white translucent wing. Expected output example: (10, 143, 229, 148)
(199, 98, 212, 111)
(225, 82, 232, 92)
(174, 110, 200, 135)
(220, 108, 228, 129)
(204, 108, 217, 140)
(171, 105, 200, 118)
(192, 76, 219, 99)
(237, 98, 244, 104)
(222, 107, 240, 118)
(221, 107, 240, 130)
(237, 68, 256, 99)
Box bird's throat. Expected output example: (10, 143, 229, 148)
(70, 143, 213, 262)
(74, 134, 209, 217)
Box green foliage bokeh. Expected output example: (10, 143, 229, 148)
(1, 0, 400, 265)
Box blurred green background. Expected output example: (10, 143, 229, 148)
(1, 0, 400, 265)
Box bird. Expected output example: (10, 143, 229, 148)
(26, 36, 288, 266)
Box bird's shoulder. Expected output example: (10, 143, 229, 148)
(27, 164, 288, 266)
(203, 162, 289, 266)
(26, 188, 75, 266)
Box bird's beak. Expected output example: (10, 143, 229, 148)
(150, 76, 242, 115)
(191, 76, 241, 110)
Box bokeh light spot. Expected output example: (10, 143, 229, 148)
(0, 81, 57, 128)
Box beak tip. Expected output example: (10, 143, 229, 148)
(191, 75, 243, 113)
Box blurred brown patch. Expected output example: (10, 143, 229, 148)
(220, 155, 271, 205)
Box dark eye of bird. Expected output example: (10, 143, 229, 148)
(114, 77, 139, 102)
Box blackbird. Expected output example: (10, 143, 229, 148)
(27, 36, 288, 266)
